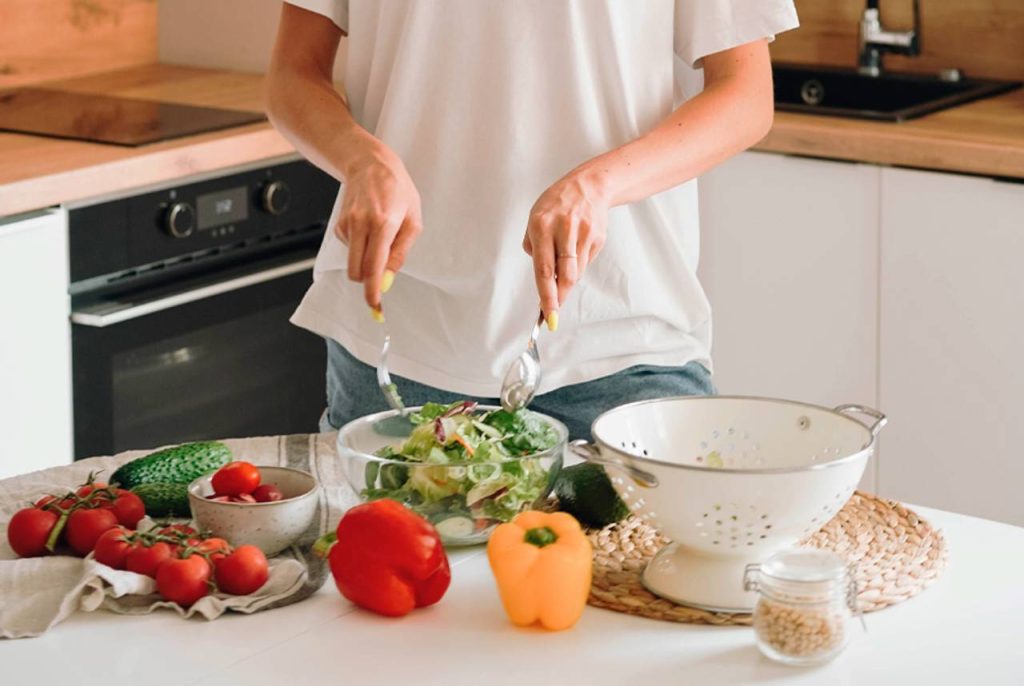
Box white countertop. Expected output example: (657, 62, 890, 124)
(2, 506, 1022, 685)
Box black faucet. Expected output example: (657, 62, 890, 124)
(858, 0, 921, 77)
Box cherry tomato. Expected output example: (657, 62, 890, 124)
(211, 461, 261, 497)
(93, 527, 134, 569)
(125, 541, 174, 577)
(33, 495, 59, 510)
(156, 555, 212, 606)
(158, 524, 197, 538)
(76, 481, 109, 498)
(214, 545, 269, 595)
(109, 490, 145, 528)
(66, 507, 119, 556)
(252, 484, 284, 503)
(184, 537, 232, 561)
(6, 507, 59, 557)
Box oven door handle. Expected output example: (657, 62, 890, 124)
(71, 258, 317, 328)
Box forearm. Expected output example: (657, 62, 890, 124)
(574, 41, 774, 208)
(265, 66, 383, 182)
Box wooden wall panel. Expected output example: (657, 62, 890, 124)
(0, 0, 157, 89)
(773, 0, 1024, 82)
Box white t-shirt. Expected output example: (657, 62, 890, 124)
(287, 0, 798, 397)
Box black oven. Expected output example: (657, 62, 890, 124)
(68, 158, 339, 459)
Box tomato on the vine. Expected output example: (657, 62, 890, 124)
(109, 489, 145, 528)
(66, 507, 119, 556)
(214, 545, 269, 595)
(211, 461, 261, 497)
(158, 524, 197, 538)
(125, 540, 174, 577)
(6, 508, 59, 557)
(76, 481, 108, 498)
(33, 495, 59, 510)
(156, 555, 212, 606)
(183, 536, 231, 561)
(93, 527, 134, 569)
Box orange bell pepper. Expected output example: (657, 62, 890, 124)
(486, 510, 592, 631)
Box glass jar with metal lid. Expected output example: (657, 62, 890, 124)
(743, 549, 862, 666)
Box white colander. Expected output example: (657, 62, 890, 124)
(574, 396, 886, 612)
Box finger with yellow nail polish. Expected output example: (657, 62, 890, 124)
(381, 269, 395, 294)
(546, 311, 559, 332)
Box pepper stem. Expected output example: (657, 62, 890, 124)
(523, 526, 558, 548)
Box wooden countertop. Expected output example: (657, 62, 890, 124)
(1, 64, 1022, 218)
(0, 65, 292, 217)
(758, 90, 1024, 178)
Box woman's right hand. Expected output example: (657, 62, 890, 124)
(337, 136, 423, 319)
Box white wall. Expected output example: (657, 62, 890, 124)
(158, 0, 347, 76)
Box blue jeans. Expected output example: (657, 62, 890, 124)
(321, 339, 715, 439)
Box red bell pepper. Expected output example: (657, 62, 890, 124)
(322, 499, 451, 617)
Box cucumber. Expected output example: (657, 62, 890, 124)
(554, 462, 630, 528)
(132, 482, 191, 518)
(433, 516, 475, 540)
(111, 441, 231, 489)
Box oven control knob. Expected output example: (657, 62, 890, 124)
(164, 202, 195, 238)
(261, 180, 292, 216)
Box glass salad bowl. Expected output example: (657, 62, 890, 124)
(335, 402, 567, 546)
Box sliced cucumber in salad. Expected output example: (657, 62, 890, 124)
(361, 401, 560, 536)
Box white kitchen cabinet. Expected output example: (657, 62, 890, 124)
(698, 152, 881, 488)
(879, 168, 1024, 525)
(0, 209, 73, 479)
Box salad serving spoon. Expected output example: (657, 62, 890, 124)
(499, 310, 545, 412)
(374, 330, 418, 436)
(377, 332, 406, 414)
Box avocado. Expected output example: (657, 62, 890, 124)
(554, 462, 630, 528)
(111, 441, 232, 490)
(131, 482, 191, 518)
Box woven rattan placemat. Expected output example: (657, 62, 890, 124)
(586, 491, 948, 626)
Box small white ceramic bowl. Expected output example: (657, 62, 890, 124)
(187, 466, 319, 556)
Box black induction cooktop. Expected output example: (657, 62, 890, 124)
(0, 88, 266, 146)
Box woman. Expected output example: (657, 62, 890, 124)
(267, 1, 798, 438)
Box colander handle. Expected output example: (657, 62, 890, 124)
(834, 404, 888, 438)
(569, 440, 660, 489)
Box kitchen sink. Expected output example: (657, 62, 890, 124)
(773, 64, 1021, 122)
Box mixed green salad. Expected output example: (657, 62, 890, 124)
(363, 401, 561, 539)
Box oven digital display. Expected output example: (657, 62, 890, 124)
(197, 186, 248, 230)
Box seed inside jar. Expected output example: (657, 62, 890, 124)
(753, 598, 847, 659)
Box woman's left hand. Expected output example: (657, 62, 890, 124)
(523, 171, 609, 331)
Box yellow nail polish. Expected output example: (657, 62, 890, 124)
(381, 270, 395, 294)
(370, 306, 385, 323)
(547, 311, 559, 332)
